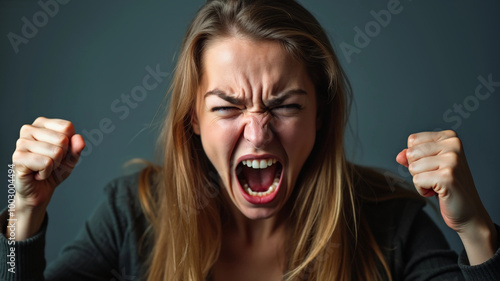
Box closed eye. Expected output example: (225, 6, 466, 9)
(210, 106, 240, 113)
(210, 106, 243, 118)
(271, 104, 302, 111)
(270, 104, 303, 116)
(273, 104, 302, 110)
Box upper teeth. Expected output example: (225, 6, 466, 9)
(242, 158, 277, 169)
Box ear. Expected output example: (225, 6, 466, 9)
(191, 110, 200, 135)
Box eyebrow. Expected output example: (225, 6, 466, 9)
(204, 89, 245, 106)
(204, 89, 307, 107)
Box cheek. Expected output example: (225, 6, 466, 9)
(276, 116, 316, 165)
(199, 119, 241, 169)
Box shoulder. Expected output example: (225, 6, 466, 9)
(352, 165, 429, 237)
(103, 171, 142, 201)
(99, 170, 154, 230)
(354, 169, 448, 249)
(352, 165, 431, 238)
(102, 172, 142, 209)
(361, 195, 429, 245)
(98, 170, 157, 257)
(355, 172, 456, 278)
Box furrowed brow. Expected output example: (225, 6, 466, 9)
(266, 89, 307, 107)
(204, 89, 245, 106)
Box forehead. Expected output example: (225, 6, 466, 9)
(200, 37, 309, 92)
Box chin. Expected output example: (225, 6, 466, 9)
(237, 205, 281, 220)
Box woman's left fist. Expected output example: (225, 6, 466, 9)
(396, 130, 487, 234)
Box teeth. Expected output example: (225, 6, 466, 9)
(241, 158, 278, 169)
(241, 178, 280, 197)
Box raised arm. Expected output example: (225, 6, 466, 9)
(396, 130, 498, 265)
(9, 117, 85, 240)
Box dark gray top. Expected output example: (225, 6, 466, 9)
(0, 173, 499, 280)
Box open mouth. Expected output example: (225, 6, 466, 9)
(236, 157, 283, 203)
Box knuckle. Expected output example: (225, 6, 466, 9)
(412, 174, 420, 186)
(15, 138, 25, 149)
(442, 136, 462, 153)
(57, 133, 69, 146)
(408, 162, 415, 173)
(60, 121, 75, 135)
(408, 134, 417, 146)
(452, 137, 463, 151)
(19, 124, 32, 136)
(447, 152, 459, 165)
(444, 129, 457, 138)
(12, 150, 22, 164)
(406, 147, 415, 160)
(52, 145, 64, 159)
(33, 116, 46, 124)
(43, 156, 54, 170)
(440, 168, 454, 184)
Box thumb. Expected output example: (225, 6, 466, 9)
(62, 134, 85, 168)
(70, 134, 86, 155)
(396, 148, 409, 167)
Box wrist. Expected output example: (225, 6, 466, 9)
(458, 216, 498, 265)
(7, 195, 47, 241)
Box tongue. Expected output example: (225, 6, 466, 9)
(242, 164, 277, 192)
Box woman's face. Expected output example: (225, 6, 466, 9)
(193, 37, 318, 220)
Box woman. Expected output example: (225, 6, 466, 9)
(2, 0, 499, 280)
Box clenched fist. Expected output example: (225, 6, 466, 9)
(10, 117, 85, 240)
(396, 130, 497, 265)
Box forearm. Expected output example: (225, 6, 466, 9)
(458, 216, 498, 265)
(6, 195, 47, 241)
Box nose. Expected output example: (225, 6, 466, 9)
(243, 112, 273, 149)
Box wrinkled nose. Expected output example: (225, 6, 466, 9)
(243, 113, 273, 149)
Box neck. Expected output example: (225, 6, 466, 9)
(222, 201, 291, 245)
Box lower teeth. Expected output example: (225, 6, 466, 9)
(243, 177, 280, 197)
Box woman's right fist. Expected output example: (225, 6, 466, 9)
(12, 117, 85, 210)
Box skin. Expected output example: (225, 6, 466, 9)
(8, 39, 497, 278)
(396, 130, 497, 265)
(191, 37, 318, 280)
(10, 117, 85, 241)
(192, 37, 317, 222)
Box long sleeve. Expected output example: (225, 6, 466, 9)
(457, 224, 500, 280)
(365, 197, 500, 281)
(403, 210, 500, 281)
(0, 173, 148, 281)
(0, 208, 48, 281)
(403, 209, 489, 280)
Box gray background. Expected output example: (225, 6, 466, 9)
(1, 0, 499, 264)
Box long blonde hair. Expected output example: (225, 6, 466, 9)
(138, 1, 420, 280)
